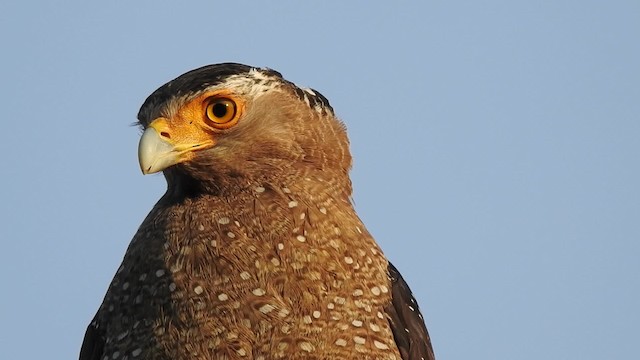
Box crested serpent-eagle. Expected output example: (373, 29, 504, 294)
(80, 63, 435, 360)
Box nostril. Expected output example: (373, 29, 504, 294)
(160, 132, 171, 139)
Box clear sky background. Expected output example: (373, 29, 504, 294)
(1, 1, 638, 359)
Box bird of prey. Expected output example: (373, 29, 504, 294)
(80, 63, 435, 360)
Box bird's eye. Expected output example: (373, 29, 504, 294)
(205, 98, 236, 125)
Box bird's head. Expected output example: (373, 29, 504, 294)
(137, 63, 352, 195)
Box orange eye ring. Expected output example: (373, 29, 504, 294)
(205, 98, 237, 127)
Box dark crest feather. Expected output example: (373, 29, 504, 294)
(137, 63, 333, 126)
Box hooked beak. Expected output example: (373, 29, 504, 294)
(138, 118, 214, 174)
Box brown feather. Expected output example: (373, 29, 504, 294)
(82, 63, 435, 359)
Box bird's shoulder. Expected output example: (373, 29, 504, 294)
(386, 262, 435, 360)
(79, 319, 105, 360)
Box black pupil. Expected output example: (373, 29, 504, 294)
(212, 102, 228, 118)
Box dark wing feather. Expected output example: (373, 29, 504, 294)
(79, 319, 105, 360)
(386, 262, 436, 360)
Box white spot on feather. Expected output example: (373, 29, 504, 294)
(252, 288, 266, 296)
(374, 340, 389, 350)
(259, 304, 275, 314)
(299, 341, 314, 352)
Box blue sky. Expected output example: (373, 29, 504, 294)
(1, 1, 638, 359)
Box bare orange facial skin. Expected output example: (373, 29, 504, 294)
(138, 90, 245, 173)
(179, 90, 244, 132)
(156, 90, 244, 135)
(150, 91, 244, 155)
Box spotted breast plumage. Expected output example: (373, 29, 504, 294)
(80, 63, 435, 360)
